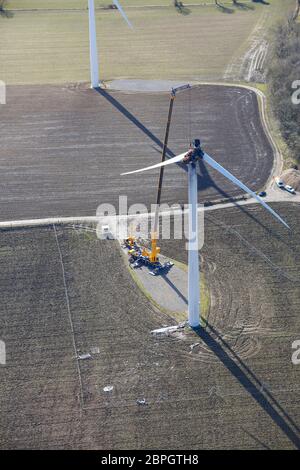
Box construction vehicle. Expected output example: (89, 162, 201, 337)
(147, 83, 191, 264)
(122, 239, 173, 276)
(122, 84, 190, 275)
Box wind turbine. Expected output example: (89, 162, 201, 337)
(88, 0, 133, 88)
(121, 146, 290, 328)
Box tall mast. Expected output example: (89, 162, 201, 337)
(88, 0, 99, 88)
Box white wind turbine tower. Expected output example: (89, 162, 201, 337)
(88, 0, 133, 88)
(122, 148, 290, 328)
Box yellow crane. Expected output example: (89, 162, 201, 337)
(148, 84, 191, 263)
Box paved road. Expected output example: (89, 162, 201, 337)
(107, 79, 198, 93)
(128, 255, 189, 315)
(0, 83, 274, 221)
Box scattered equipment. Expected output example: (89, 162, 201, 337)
(123, 239, 173, 276)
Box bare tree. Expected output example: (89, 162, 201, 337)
(268, 19, 300, 164)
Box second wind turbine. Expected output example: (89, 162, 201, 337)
(88, 0, 133, 88)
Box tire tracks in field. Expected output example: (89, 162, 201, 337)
(205, 212, 295, 283)
(53, 223, 84, 413)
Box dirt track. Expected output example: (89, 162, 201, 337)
(0, 84, 273, 220)
(0, 202, 299, 449)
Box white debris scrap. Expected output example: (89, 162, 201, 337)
(90, 346, 100, 355)
(77, 353, 92, 360)
(136, 398, 147, 406)
(151, 322, 186, 337)
(190, 342, 200, 352)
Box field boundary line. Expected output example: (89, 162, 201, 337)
(53, 223, 85, 412)
(195, 81, 283, 189)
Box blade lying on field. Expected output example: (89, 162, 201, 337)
(203, 153, 290, 230)
(121, 153, 186, 176)
(113, 0, 133, 29)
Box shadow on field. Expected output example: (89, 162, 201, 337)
(194, 322, 300, 449)
(0, 9, 13, 19)
(95, 88, 286, 240)
(161, 273, 188, 305)
(95, 90, 238, 197)
(252, 0, 270, 5)
(242, 427, 270, 449)
(197, 158, 285, 237)
(96, 88, 176, 159)
(215, 2, 235, 14)
(234, 1, 255, 10)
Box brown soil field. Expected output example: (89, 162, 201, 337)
(0, 84, 273, 221)
(0, 202, 299, 449)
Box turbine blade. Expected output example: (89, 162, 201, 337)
(121, 153, 186, 176)
(113, 0, 133, 29)
(203, 153, 290, 230)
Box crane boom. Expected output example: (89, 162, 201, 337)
(150, 84, 191, 263)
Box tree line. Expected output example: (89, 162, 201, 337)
(268, 16, 300, 164)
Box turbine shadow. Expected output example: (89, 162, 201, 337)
(198, 158, 292, 249)
(160, 273, 188, 305)
(215, 2, 235, 14)
(198, 159, 273, 232)
(96, 88, 175, 158)
(95, 89, 288, 244)
(234, 1, 255, 10)
(241, 428, 270, 449)
(194, 321, 300, 449)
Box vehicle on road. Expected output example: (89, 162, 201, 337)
(258, 191, 267, 197)
(275, 177, 284, 189)
(284, 185, 296, 194)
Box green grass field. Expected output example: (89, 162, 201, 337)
(0, 0, 294, 85)
(6, 0, 221, 8)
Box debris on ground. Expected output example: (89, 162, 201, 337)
(136, 398, 147, 406)
(151, 322, 186, 337)
(77, 353, 92, 361)
(103, 386, 114, 393)
(90, 347, 100, 355)
(190, 342, 200, 352)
